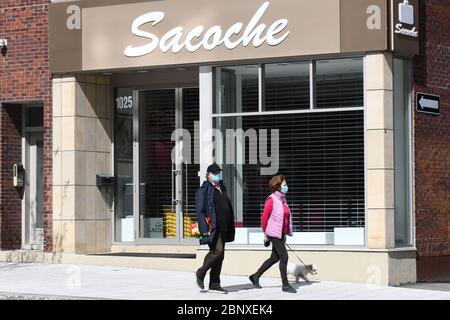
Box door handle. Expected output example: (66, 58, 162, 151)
(171, 163, 182, 207)
(171, 163, 175, 211)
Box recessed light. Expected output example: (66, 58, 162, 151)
(137, 70, 148, 73)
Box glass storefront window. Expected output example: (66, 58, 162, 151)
(393, 57, 413, 247)
(213, 58, 363, 114)
(113, 58, 366, 245)
(214, 65, 259, 114)
(114, 88, 134, 242)
(264, 62, 310, 111)
(315, 58, 363, 109)
(212, 58, 366, 245)
(214, 111, 365, 245)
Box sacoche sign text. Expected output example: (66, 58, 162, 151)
(124, 1, 290, 57)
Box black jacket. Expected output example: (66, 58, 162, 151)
(195, 180, 235, 245)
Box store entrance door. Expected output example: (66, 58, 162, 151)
(135, 88, 199, 244)
(23, 132, 44, 250)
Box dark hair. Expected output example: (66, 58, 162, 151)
(268, 175, 286, 192)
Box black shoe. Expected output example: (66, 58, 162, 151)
(195, 273, 204, 290)
(209, 284, 228, 294)
(249, 274, 262, 289)
(282, 284, 297, 293)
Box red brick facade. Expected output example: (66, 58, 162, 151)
(413, 0, 450, 281)
(0, 105, 22, 249)
(0, 0, 52, 251)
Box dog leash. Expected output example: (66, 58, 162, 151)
(285, 242, 307, 267)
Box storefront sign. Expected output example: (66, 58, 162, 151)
(416, 93, 440, 115)
(124, 2, 289, 57)
(390, 0, 419, 55)
(395, 0, 418, 38)
(395, 25, 418, 37)
(48, 0, 418, 73)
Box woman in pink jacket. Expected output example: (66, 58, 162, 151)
(249, 175, 296, 293)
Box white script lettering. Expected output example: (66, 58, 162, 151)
(394, 23, 418, 38)
(124, 1, 289, 57)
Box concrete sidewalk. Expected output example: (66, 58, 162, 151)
(0, 262, 449, 300)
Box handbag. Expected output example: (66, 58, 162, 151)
(191, 215, 212, 238)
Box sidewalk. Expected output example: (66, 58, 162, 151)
(0, 262, 449, 300)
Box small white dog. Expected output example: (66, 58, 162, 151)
(287, 263, 318, 283)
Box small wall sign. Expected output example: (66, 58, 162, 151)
(416, 93, 440, 115)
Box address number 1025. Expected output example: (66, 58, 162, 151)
(116, 96, 133, 110)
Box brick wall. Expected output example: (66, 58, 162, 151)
(0, 105, 22, 250)
(413, 0, 450, 280)
(0, 0, 52, 251)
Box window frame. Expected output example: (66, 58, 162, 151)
(211, 57, 368, 247)
(212, 57, 365, 119)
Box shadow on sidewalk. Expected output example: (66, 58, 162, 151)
(223, 280, 319, 293)
(291, 281, 319, 289)
(222, 283, 257, 292)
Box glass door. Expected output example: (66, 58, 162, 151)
(138, 89, 177, 242)
(181, 88, 200, 243)
(114, 89, 135, 242)
(134, 88, 199, 244)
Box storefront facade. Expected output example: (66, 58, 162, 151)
(1, 0, 448, 284)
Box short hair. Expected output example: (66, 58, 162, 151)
(268, 175, 286, 192)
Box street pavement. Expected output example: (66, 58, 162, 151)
(0, 262, 449, 300)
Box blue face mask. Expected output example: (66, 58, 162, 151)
(281, 185, 288, 193)
(211, 173, 222, 183)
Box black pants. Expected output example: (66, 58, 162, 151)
(196, 233, 225, 286)
(254, 234, 289, 286)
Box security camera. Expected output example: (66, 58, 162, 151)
(0, 39, 7, 48)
